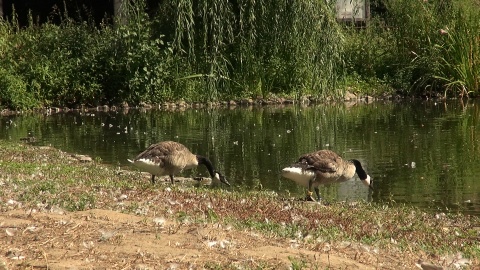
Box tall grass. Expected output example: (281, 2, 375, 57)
(433, 4, 480, 96)
(344, 0, 479, 96)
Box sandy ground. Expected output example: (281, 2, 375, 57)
(0, 208, 407, 270)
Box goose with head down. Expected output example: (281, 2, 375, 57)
(281, 150, 372, 201)
(128, 141, 230, 186)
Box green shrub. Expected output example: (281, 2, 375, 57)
(97, 0, 175, 104)
(2, 0, 477, 108)
(343, 18, 396, 85)
(0, 0, 348, 108)
(0, 68, 38, 109)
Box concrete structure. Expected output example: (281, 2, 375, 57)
(336, 0, 370, 23)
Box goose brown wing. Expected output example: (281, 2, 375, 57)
(298, 150, 341, 173)
(135, 141, 190, 167)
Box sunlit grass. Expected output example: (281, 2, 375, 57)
(343, 0, 480, 96)
(434, 7, 480, 95)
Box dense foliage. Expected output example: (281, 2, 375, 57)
(0, 0, 479, 109)
(344, 0, 480, 96)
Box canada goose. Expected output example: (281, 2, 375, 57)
(281, 150, 372, 201)
(128, 141, 230, 186)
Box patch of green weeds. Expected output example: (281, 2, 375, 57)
(206, 208, 218, 222)
(176, 211, 189, 223)
(59, 192, 96, 211)
(203, 262, 224, 270)
(289, 256, 311, 270)
(120, 201, 140, 214)
(203, 260, 277, 270)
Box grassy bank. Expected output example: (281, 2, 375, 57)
(0, 140, 478, 268)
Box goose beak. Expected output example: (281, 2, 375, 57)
(221, 176, 231, 186)
(361, 175, 373, 191)
(216, 172, 231, 186)
(368, 183, 374, 191)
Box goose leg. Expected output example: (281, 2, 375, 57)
(169, 175, 175, 184)
(314, 187, 321, 201)
(306, 179, 316, 201)
(151, 175, 156, 184)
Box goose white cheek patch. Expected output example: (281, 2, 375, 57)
(361, 175, 371, 187)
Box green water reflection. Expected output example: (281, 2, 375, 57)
(1, 100, 480, 215)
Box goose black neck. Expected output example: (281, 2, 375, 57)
(351, 159, 368, 180)
(196, 155, 216, 177)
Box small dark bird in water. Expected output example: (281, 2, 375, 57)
(281, 150, 372, 201)
(128, 141, 230, 186)
(20, 131, 36, 144)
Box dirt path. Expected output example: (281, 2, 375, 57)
(1, 208, 394, 269)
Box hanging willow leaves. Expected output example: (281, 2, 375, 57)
(166, 0, 344, 100)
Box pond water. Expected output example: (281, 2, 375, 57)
(1, 100, 480, 216)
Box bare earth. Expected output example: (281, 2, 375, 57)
(1, 208, 404, 269)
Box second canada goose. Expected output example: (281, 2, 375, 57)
(128, 141, 230, 186)
(281, 150, 372, 201)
